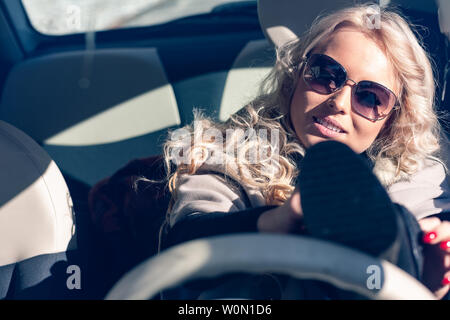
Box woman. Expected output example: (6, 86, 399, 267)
(160, 4, 450, 298)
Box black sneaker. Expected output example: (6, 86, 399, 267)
(297, 141, 399, 258)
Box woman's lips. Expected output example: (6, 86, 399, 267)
(312, 116, 347, 138)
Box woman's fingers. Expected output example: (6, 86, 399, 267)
(420, 218, 450, 298)
(436, 251, 450, 299)
(422, 220, 450, 245)
(422, 220, 450, 270)
(419, 217, 441, 232)
(420, 217, 442, 244)
(433, 271, 450, 299)
(443, 271, 450, 286)
(432, 221, 450, 243)
(440, 240, 450, 251)
(422, 242, 450, 298)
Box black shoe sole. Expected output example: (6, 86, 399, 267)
(298, 141, 399, 257)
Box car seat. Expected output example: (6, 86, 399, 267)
(0, 120, 103, 299)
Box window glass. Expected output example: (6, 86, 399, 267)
(21, 0, 254, 35)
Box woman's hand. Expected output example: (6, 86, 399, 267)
(257, 187, 304, 233)
(419, 217, 450, 299)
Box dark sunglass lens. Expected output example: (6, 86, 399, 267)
(353, 81, 396, 120)
(304, 55, 346, 94)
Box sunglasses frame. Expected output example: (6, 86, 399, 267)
(301, 53, 400, 122)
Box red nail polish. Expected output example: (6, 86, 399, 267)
(442, 276, 450, 286)
(423, 232, 437, 244)
(440, 241, 450, 250)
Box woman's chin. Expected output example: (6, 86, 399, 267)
(301, 135, 366, 154)
(302, 134, 344, 148)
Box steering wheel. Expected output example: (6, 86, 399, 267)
(105, 233, 435, 300)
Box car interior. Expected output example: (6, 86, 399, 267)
(0, 0, 448, 299)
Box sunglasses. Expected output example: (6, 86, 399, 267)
(302, 54, 400, 121)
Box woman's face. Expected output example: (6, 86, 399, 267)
(290, 27, 399, 153)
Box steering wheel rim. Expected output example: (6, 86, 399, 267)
(105, 233, 435, 300)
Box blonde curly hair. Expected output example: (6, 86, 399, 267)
(163, 3, 445, 206)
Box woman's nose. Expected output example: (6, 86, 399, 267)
(327, 84, 353, 114)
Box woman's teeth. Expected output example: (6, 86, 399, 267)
(315, 117, 344, 133)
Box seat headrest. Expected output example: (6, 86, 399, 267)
(257, 0, 356, 48)
(0, 48, 180, 186)
(0, 121, 76, 266)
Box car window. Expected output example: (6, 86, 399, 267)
(21, 0, 255, 35)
